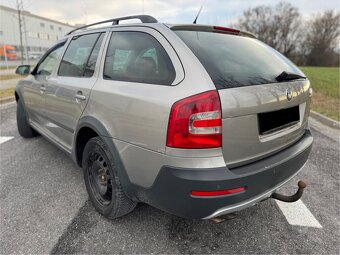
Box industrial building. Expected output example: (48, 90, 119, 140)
(0, 5, 74, 59)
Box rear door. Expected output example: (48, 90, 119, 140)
(44, 32, 106, 150)
(175, 30, 312, 167)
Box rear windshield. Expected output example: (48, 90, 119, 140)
(175, 30, 304, 89)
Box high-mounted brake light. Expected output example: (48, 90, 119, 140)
(213, 26, 240, 34)
(166, 90, 222, 149)
(191, 187, 246, 197)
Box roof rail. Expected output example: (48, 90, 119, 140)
(66, 15, 158, 35)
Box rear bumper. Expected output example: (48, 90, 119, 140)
(135, 130, 313, 219)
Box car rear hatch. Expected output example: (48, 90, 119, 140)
(173, 25, 312, 167)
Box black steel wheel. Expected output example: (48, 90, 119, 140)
(82, 137, 137, 219)
(87, 151, 113, 206)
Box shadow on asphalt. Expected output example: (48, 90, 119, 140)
(50, 196, 327, 254)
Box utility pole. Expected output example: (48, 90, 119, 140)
(15, 0, 29, 64)
(3, 45, 8, 69)
(21, 5, 30, 64)
(16, 0, 23, 64)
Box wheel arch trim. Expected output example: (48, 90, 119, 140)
(74, 116, 138, 200)
(15, 88, 23, 103)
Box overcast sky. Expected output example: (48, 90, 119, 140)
(2, 0, 339, 26)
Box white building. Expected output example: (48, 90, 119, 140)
(0, 5, 74, 58)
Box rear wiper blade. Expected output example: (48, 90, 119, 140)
(276, 71, 306, 82)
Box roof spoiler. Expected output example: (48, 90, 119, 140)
(170, 24, 256, 39)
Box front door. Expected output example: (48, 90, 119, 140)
(23, 42, 65, 125)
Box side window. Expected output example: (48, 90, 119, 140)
(58, 33, 101, 77)
(84, 33, 105, 77)
(36, 43, 65, 76)
(104, 31, 175, 85)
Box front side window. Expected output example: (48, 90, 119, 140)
(36, 43, 65, 76)
(104, 31, 175, 85)
(58, 33, 102, 77)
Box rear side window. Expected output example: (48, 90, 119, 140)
(175, 31, 304, 89)
(58, 33, 103, 77)
(104, 31, 175, 85)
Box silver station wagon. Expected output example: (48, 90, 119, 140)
(15, 15, 313, 219)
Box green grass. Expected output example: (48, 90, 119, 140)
(300, 67, 339, 121)
(0, 87, 15, 99)
(0, 66, 16, 70)
(0, 74, 22, 81)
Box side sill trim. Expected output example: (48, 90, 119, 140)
(29, 120, 72, 155)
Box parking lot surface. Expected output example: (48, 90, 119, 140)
(0, 102, 339, 254)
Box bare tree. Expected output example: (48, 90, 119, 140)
(274, 2, 301, 56)
(237, 5, 276, 46)
(236, 2, 302, 58)
(305, 10, 340, 66)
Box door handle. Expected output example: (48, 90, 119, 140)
(75, 92, 86, 102)
(40, 85, 46, 94)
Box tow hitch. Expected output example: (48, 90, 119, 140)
(271, 181, 307, 202)
(210, 181, 307, 224)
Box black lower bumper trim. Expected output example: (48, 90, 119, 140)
(135, 130, 313, 219)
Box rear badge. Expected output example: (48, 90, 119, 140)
(286, 88, 293, 101)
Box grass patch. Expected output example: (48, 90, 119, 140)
(0, 88, 15, 99)
(300, 67, 339, 121)
(0, 74, 22, 81)
(0, 66, 16, 71)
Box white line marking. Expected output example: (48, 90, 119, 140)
(275, 200, 322, 228)
(0, 136, 14, 145)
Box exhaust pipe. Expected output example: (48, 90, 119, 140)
(271, 181, 307, 203)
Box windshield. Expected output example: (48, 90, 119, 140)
(175, 30, 305, 89)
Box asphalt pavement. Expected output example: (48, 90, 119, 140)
(0, 101, 339, 254)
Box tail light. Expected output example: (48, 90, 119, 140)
(166, 90, 222, 149)
(191, 187, 245, 197)
(213, 26, 240, 34)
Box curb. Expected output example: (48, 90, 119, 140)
(310, 111, 340, 130)
(0, 96, 15, 105)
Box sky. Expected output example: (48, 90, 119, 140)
(1, 0, 339, 26)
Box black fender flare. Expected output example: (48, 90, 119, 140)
(15, 87, 23, 103)
(73, 116, 138, 201)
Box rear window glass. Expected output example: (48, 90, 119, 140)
(175, 30, 304, 89)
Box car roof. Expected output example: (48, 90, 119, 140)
(64, 15, 256, 40)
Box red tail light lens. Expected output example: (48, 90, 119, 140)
(166, 90, 222, 149)
(213, 26, 240, 34)
(191, 187, 245, 197)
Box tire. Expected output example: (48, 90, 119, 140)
(82, 136, 137, 219)
(16, 99, 37, 138)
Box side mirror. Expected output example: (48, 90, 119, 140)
(15, 65, 31, 75)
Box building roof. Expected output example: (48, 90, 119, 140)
(0, 4, 75, 28)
